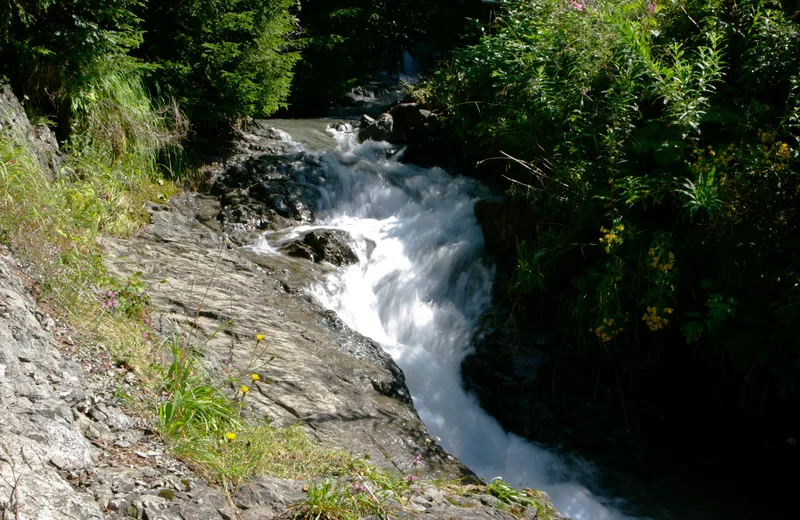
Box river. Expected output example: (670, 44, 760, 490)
(250, 119, 788, 520)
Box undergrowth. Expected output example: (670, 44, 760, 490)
(419, 0, 800, 443)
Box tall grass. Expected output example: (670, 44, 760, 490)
(69, 57, 187, 171)
(0, 58, 181, 313)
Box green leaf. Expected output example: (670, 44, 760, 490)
(681, 321, 705, 343)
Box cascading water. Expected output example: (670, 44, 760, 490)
(253, 127, 640, 520)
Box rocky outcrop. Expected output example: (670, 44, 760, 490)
(0, 249, 253, 519)
(0, 81, 65, 176)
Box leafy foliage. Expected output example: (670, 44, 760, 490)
(0, 0, 145, 139)
(420, 0, 800, 439)
(137, 0, 300, 124)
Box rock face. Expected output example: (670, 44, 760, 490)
(0, 81, 65, 175)
(0, 250, 263, 520)
(0, 255, 102, 519)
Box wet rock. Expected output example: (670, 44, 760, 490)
(358, 112, 394, 142)
(302, 230, 359, 266)
(360, 114, 375, 128)
(388, 103, 438, 143)
(240, 118, 293, 141)
(280, 230, 359, 266)
(356, 103, 445, 167)
(211, 152, 319, 238)
(281, 242, 319, 262)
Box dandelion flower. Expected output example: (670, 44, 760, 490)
(226, 432, 237, 442)
(256, 333, 264, 342)
(251, 373, 260, 382)
(241, 385, 250, 395)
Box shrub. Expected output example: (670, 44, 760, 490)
(420, 0, 800, 439)
(136, 0, 301, 125)
(0, 0, 145, 141)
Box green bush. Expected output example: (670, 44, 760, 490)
(421, 0, 800, 434)
(137, 0, 300, 124)
(1, 0, 145, 140)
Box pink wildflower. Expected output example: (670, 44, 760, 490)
(569, 0, 586, 12)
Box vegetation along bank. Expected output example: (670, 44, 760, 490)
(2, 0, 800, 518)
(415, 0, 800, 476)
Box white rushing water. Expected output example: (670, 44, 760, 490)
(254, 129, 640, 520)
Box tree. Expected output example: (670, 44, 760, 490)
(0, 0, 144, 140)
(137, 0, 300, 125)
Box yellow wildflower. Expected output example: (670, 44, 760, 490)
(226, 432, 237, 442)
(241, 385, 250, 395)
(642, 306, 670, 331)
(256, 333, 264, 342)
(251, 373, 260, 382)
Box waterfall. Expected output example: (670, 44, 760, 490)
(253, 129, 641, 520)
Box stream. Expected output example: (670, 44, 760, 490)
(248, 120, 784, 520)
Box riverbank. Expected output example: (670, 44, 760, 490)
(0, 83, 560, 519)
